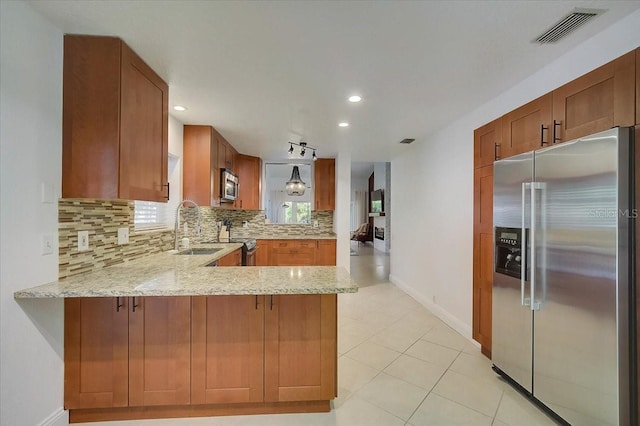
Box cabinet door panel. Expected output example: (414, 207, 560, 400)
(191, 296, 264, 404)
(474, 166, 493, 235)
(474, 118, 502, 168)
(502, 94, 552, 157)
(218, 248, 242, 266)
(236, 154, 262, 210)
(314, 159, 335, 210)
(256, 240, 270, 266)
(473, 233, 494, 354)
(183, 125, 217, 206)
(64, 298, 129, 409)
(316, 240, 336, 265)
(128, 297, 191, 407)
(264, 294, 336, 402)
(119, 44, 168, 202)
(553, 51, 634, 142)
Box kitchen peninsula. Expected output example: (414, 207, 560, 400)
(15, 243, 357, 423)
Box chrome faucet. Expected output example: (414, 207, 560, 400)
(174, 199, 202, 250)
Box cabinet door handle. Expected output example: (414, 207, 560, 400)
(132, 297, 139, 312)
(116, 297, 124, 312)
(553, 120, 562, 144)
(540, 124, 549, 146)
(494, 143, 501, 161)
(163, 182, 170, 200)
(270, 295, 274, 311)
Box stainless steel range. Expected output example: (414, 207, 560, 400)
(228, 238, 257, 266)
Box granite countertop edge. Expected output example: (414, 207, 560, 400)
(14, 243, 358, 299)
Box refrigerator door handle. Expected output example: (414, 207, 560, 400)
(530, 181, 546, 311)
(521, 182, 531, 306)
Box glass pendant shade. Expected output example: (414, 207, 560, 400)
(285, 166, 306, 196)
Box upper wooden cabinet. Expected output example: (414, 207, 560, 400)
(236, 154, 262, 210)
(65, 296, 191, 410)
(183, 125, 219, 206)
(502, 94, 552, 157)
(217, 131, 238, 172)
(63, 35, 169, 202)
(474, 118, 502, 168)
(552, 50, 635, 143)
(314, 158, 335, 211)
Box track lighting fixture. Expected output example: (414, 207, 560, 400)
(286, 141, 318, 160)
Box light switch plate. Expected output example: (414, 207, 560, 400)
(41, 234, 54, 255)
(77, 231, 89, 252)
(117, 227, 129, 245)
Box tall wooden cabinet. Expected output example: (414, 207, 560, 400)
(183, 125, 219, 206)
(63, 35, 168, 202)
(236, 154, 262, 210)
(264, 294, 337, 402)
(314, 159, 335, 211)
(217, 132, 238, 172)
(65, 297, 191, 410)
(472, 47, 638, 358)
(552, 50, 635, 142)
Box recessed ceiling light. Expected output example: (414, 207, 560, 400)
(338, 122, 349, 127)
(173, 105, 187, 111)
(348, 95, 362, 103)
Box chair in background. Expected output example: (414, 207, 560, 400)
(350, 223, 370, 245)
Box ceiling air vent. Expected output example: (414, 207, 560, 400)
(399, 138, 415, 144)
(533, 8, 605, 44)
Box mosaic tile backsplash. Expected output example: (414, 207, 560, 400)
(59, 199, 334, 278)
(59, 199, 173, 279)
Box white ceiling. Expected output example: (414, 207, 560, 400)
(29, 1, 640, 162)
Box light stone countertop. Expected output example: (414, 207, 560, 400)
(14, 243, 358, 299)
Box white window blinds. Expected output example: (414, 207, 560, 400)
(134, 200, 172, 231)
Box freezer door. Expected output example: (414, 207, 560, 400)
(532, 128, 630, 426)
(492, 151, 534, 392)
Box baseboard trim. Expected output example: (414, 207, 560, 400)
(39, 407, 68, 426)
(389, 273, 475, 343)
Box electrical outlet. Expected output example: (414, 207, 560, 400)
(313, 220, 319, 228)
(77, 231, 89, 252)
(242, 221, 249, 228)
(41, 233, 54, 255)
(117, 227, 129, 245)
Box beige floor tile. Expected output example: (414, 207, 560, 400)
(449, 352, 503, 386)
(421, 324, 470, 351)
(344, 340, 401, 370)
(337, 355, 380, 394)
(355, 372, 429, 420)
(368, 325, 424, 353)
(432, 370, 503, 417)
(383, 354, 447, 391)
(495, 388, 558, 426)
(332, 395, 406, 426)
(405, 339, 460, 368)
(408, 393, 493, 426)
(337, 328, 369, 354)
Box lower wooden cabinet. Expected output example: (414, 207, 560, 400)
(217, 248, 242, 266)
(257, 239, 337, 266)
(64, 296, 191, 410)
(191, 295, 264, 404)
(265, 294, 337, 402)
(316, 240, 337, 266)
(66, 293, 337, 419)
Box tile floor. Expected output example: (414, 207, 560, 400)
(78, 243, 557, 426)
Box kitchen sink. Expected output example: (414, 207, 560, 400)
(176, 248, 222, 255)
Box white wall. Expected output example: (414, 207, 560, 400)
(390, 10, 640, 340)
(167, 115, 184, 222)
(0, 2, 66, 425)
(335, 151, 351, 271)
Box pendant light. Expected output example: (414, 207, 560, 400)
(285, 166, 306, 196)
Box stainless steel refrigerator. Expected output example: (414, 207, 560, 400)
(492, 127, 636, 426)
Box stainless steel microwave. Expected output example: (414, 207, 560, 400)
(221, 169, 238, 202)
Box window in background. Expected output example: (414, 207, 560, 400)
(283, 201, 311, 224)
(134, 200, 172, 231)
